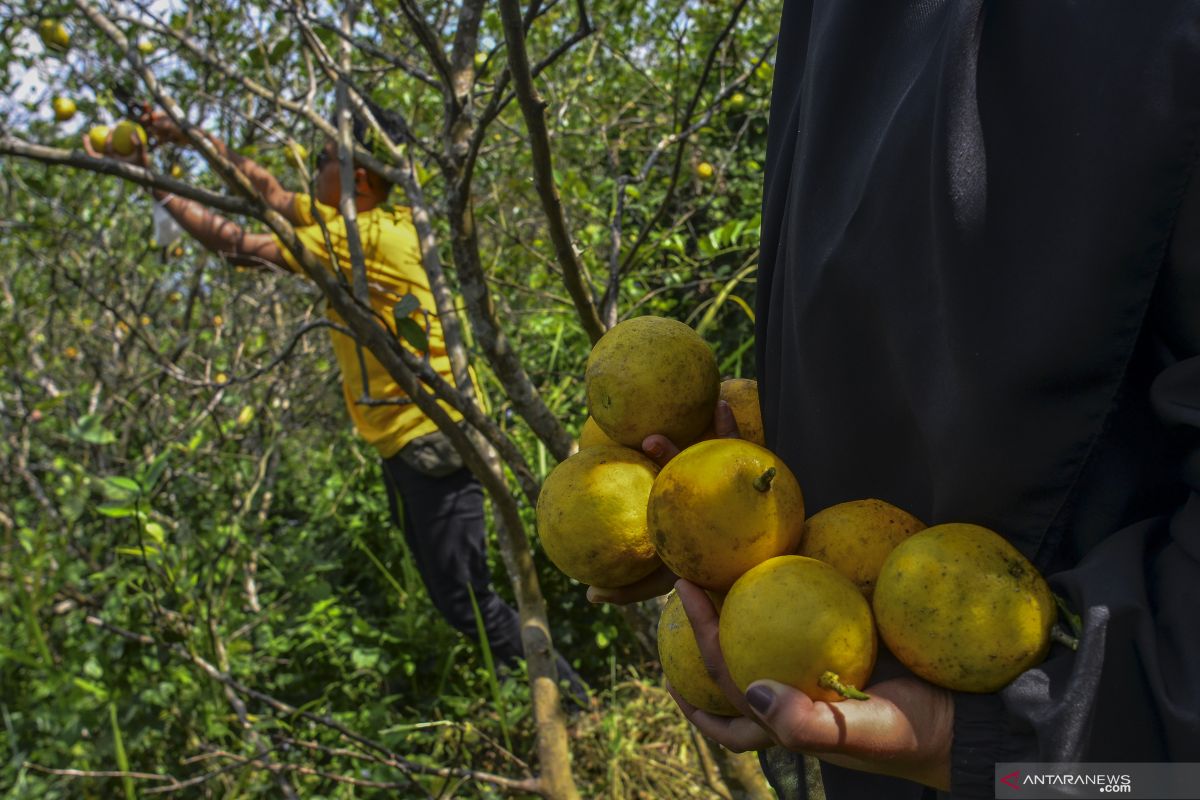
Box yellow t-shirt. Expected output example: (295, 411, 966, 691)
(276, 194, 462, 458)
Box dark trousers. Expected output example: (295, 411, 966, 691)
(382, 455, 587, 700)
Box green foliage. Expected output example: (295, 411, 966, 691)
(1, 0, 776, 795)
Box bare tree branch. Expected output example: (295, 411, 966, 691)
(498, 0, 605, 344)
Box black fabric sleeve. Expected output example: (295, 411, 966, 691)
(947, 169, 1200, 797)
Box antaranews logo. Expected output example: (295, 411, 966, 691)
(995, 762, 1200, 799)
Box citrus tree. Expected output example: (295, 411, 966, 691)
(0, 0, 776, 795)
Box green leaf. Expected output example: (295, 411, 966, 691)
(97, 503, 137, 518)
(350, 648, 380, 670)
(101, 476, 142, 502)
(143, 521, 166, 547)
(393, 293, 421, 319)
(116, 546, 160, 559)
(73, 414, 116, 445)
(269, 38, 293, 65)
(73, 678, 109, 701)
(396, 318, 429, 353)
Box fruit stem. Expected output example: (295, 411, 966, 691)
(1050, 623, 1079, 652)
(753, 467, 776, 492)
(819, 670, 870, 701)
(1052, 592, 1083, 638)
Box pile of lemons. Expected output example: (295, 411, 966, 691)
(537, 315, 1058, 714)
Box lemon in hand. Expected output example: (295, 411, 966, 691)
(585, 315, 719, 449)
(535, 446, 662, 588)
(648, 438, 804, 591)
(721, 555, 876, 702)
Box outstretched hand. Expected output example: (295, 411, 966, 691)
(585, 400, 740, 605)
(81, 125, 149, 168)
(670, 579, 954, 790)
(138, 109, 189, 147)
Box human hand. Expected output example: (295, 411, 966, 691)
(139, 109, 190, 147)
(670, 579, 953, 790)
(81, 124, 150, 168)
(584, 400, 740, 605)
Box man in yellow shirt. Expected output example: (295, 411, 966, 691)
(89, 107, 586, 704)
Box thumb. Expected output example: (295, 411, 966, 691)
(746, 676, 940, 757)
(744, 678, 864, 752)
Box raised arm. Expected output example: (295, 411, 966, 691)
(141, 110, 303, 226)
(82, 126, 287, 272)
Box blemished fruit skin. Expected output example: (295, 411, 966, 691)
(585, 316, 719, 449)
(658, 591, 737, 716)
(720, 556, 876, 702)
(535, 446, 662, 588)
(577, 416, 621, 450)
(872, 523, 1055, 693)
(111, 121, 147, 155)
(648, 439, 805, 591)
(800, 498, 925, 600)
(718, 378, 765, 446)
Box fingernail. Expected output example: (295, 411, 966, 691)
(746, 684, 774, 715)
(644, 441, 662, 457)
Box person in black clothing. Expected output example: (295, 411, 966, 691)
(592, 1, 1200, 797)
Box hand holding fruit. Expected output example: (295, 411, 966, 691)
(670, 579, 953, 791)
(536, 314, 1056, 793)
(82, 120, 150, 166)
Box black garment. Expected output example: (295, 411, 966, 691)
(758, 1, 1200, 798)
(381, 453, 588, 704)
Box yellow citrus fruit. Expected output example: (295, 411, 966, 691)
(799, 499, 925, 600)
(696, 161, 715, 180)
(718, 377, 764, 446)
(215, 372, 229, 384)
(585, 316, 719, 449)
(139, 315, 151, 327)
(39, 19, 70, 51)
(577, 416, 621, 450)
(658, 591, 737, 716)
(720, 555, 876, 702)
(212, 315, 224, 327)
(87, 125, 110, 152)
(137, 39, 155, 55)
(111, 121, 147, 155)
(728, 92, 746, 110)
(648, 438, 804, 591)
(51, 96, 76, 121)
(285, 141, 308, 170)
(535, 446, 662, 588)
(873, 523, 1055, 693)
